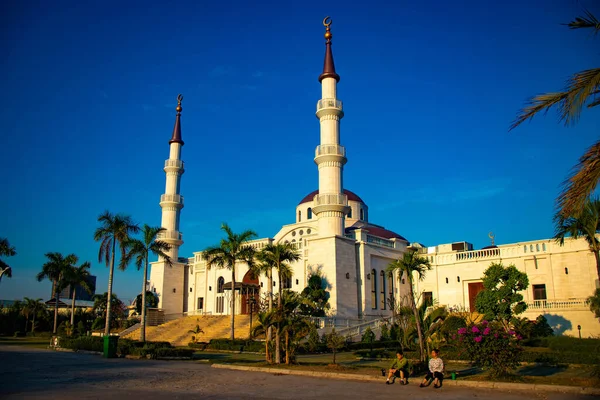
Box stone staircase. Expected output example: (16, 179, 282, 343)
(121, 315, 255, 346)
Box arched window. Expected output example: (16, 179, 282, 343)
(307, 208, 312, 220)
(536, 244, 540, 252)
(298, 210, 301, 222)
(380, 270, 386, 310)
(530, 245, 534, 252)
(360, 208, 364, 220)
(524, 245, 527, 253)
(348, 207, 352, 218)
(216, 276, 225, 313)
(542, 243, 546, 251)
(371, 269, 377, 309)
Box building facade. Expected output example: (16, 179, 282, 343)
(415, 238, 599, 337)
(148, 19, 600, 336)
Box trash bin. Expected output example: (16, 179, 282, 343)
(103, 335, 119, 358)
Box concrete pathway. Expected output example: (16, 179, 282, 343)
(0, 346, 593, 399)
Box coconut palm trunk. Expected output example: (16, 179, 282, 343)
(275, 268, 283, 364)
(104, 241, 116, 336)
(70, 287, 77, 326)
(407, 273, 426, 362)
(141, 257, 149, 342)
(285, 330, 290, 365)
(53, 280, 59, 334)
(230, 268, 236, 340)
(267, 268, 273, 361)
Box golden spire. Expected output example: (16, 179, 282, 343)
(319, 16, 340, 83)
(176, 93, 183, 114)
(169, 94, 184, 145)
(323, 16, 332, 43)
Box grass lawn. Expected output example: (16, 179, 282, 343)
(191, 350, 600, 388)
(0, 336, 51, 349)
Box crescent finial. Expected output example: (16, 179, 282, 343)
(323, 16, 332, 27)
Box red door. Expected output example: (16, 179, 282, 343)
(468, 282, 484, 312)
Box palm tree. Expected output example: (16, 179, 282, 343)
(202, 223, 257, 340)
(188, 323, 204, 344)
(0, 237, 16, 282)
(63, 260, 95, 326)
(37, 252, 76, 334)
(510, 10, 600, 219)
(256, 243, 300, 364)
(387, 251, 432, 363)
(30, 298, 46, 334)
(121, 224, 172, 342)
(587, 288, 600, 318)
(93, 211, 139, 336)
(251, 309, 277, 363)
(278, 291, 311, 364)
(554, 197, 600, 283)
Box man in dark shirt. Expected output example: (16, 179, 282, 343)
(386, 350, 409, 385)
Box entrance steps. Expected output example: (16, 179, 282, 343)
(121, 315, 255, 346)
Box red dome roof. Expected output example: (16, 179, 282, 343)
(298, 189, 365, 205)
(346, 225, 408, 242)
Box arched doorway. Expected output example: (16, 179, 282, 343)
(241, 270, 260, 315)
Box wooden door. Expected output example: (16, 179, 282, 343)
(468, 282, 484, 312)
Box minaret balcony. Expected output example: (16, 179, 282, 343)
(312, 193, 351, 215)
(316, 98, 344, 119)
(160, 194, 184, 207)
(315, 144, 345, 158)
(157, 230, 183, 241)
(164, 159, 184, 171)
(314, 144, 347, 165)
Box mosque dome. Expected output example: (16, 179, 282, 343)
(298, 189, 365, 205)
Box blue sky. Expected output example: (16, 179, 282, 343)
(1, 0, 597, 303)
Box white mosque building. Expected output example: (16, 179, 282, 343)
(149, 19, 600, 337)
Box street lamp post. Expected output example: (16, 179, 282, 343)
(577, 324, 582, 339)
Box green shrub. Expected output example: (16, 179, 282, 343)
(348, 340, 404, 351)
(13, 331, 24, 337)
(441, 316, 466, 340)
(188, 342, 208, 350)
(454, 321, 522, 377)
(206, 339, 264, 353)
(154, 348, 195, 358)
(60, 336, 104, 352)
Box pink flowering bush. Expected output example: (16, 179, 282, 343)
(454, 320, 522, 377)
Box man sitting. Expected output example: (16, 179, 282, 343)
(386, 350, 409, 385)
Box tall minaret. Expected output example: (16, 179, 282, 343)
(160, 94, 185, 260)
(313, 17, 350, 237)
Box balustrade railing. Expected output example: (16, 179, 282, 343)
(526, 298, 588, 310)
(164, 159, 184, 169)
(315, 144, 346, 158)
(456, 248, 500, 261)
(366, 235, 394, 248)
(157, 231, 183, 241)
(317, 98, 343, 112)
(313, 193, 348, 206)
(160, 194, 184, 205)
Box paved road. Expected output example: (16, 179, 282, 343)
(0, 346, 591, 399)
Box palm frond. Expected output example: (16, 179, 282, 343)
(556, 140, 600, 219)
(510, 68, 600, 130)
(566, 9, 600, 34)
